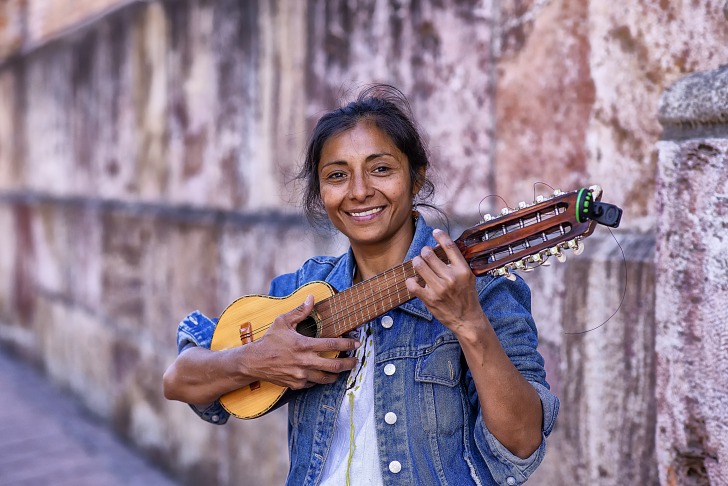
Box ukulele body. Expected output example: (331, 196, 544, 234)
(211, 281, 337, 419)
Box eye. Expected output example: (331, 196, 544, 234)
(372, 165, 392, 174)
(324, 170, 347, 181)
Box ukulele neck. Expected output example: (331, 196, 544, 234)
(313, 247, 448, 338)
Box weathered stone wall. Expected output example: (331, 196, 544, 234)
(524, 233, 658, 484)
(1, 1, 727, 484)
(654, 66, 728, 486)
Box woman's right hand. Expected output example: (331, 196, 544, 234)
(163, 295, 359, 405)
(243, 295, 360, 390)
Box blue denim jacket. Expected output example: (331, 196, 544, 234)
(177, 217, 559, 486)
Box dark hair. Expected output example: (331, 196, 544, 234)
(298, 84, 435, 227)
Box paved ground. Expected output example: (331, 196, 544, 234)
(0, 347, 179, 486)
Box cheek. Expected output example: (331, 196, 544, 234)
(318, 186, 339, 214)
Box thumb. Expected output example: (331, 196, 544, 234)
(280, 295, 315, 328)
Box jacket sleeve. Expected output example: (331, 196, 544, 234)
(175, 311, 231, 425)
(467, 275, 560, 485)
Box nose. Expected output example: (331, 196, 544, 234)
(349, 171, 373, 201)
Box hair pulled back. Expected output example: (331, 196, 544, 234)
(298, 84, 435, 227)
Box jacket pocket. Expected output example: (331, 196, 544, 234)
(412, 339, 467, 481)
(415, 339, 462, 386)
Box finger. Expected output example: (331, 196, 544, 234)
(308, 371, 342, 385)
(277, 295, 315, 329)
(314, 356, 359, 374)
(410, 254, 440, 289)
(305, 336, 360, 353)
(418, 244, 451, 280)
(432, 229, 469, 269)
(406, 273, 433, 303)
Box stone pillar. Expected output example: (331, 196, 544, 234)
(656, 65, 728, 484)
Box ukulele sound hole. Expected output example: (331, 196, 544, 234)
(296, 315, 320, 338)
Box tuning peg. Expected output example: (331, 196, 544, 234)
(531, 252, 551, 266)
(553, 189, 563, 196)
(518, 201, 528, 209)
(495, 265, 517, 281)
(518, 258, 534, 272)
(588, 185, 603, 199)
(536, 195, 545, 203)
(482, 214, 493, 222)
(548, 246, 566, 263)
(500, 207, 511, 215)
(568, 239, 584, 255)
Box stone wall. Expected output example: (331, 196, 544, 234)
(1, 1, 727, 484)
(655, 66, 728, 486)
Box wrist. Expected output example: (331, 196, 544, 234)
(453, 315, 495, 348)
(227, 343, 260, 387)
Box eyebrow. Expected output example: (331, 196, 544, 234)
(319, 152, 396, 170)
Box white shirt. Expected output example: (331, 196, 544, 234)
(320, 322, 383, 486)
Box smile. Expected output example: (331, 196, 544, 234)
(348, 207, 384, 217)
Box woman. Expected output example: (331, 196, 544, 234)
(163, 85, 558, 485)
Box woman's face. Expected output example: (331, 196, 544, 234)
(318, 120, 419, 252)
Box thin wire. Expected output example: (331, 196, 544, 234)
(532, 181, 555, 202)
(564, 228, 627, 335)
(478, 194, 512, 220)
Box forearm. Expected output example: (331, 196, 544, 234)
(163, 346, 257, 405)
(457, 317, 544, 459)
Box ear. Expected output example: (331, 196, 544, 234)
(412, 166, 426, 197)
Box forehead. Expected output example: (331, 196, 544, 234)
(319, 120, 405, 165)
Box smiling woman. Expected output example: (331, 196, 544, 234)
(317, 120, 420, 281)
(162, 84, 559, 486)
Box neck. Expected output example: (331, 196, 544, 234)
(350, 219, 416, 283)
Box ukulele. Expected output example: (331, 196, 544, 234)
(210, 185, 622, 419)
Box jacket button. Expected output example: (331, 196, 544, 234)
(381, 315, 394, 328)
(384, 364, 396, 376)
(211, 415, 220, 423)
(388, 460, 402, 473)
(506, 477, 516, 485)
(384, 412, 397, 424)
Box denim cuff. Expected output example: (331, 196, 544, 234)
(473, 381, 558, 485)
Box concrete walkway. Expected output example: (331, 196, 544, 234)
(0, 347, 179, 486)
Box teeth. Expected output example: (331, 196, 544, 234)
(350, 207, 383, 217)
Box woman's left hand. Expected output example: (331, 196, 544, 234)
(405, 229, 487, 336)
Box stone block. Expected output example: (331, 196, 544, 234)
(655, 138, 728, 485)
(0, 69, 22, 190)
(24, 0, 134, 47)
(39, 297, 116, 418)
(0, 0, 25, 59)
(302, 0, 496, 217)
(0, 205, 17, 322)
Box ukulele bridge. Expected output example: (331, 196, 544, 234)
(239, 322, 261, 390)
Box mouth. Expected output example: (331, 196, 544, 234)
(346, 206, 385, 219)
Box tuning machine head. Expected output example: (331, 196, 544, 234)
(568, 238, 585, 255)
(548, 246, 567, 263)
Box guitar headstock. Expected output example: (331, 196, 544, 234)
(455, 185, 622, 280)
